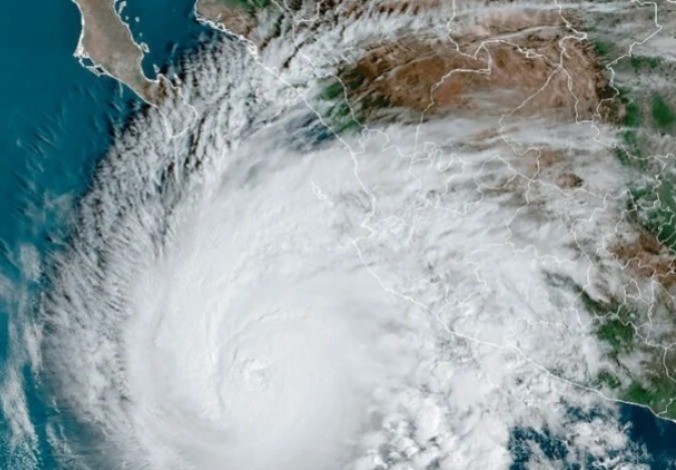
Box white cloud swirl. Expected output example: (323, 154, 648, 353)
(35, 5, 650, 468)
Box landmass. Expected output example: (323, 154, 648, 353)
(70, 0, 676, 423)
(69, 0, 263, 103)
(70, 0, 160, 103)
(192, 0, 676, 424)
(195, 0, 262, 38)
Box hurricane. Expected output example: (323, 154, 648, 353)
(5, 0, 675, 468)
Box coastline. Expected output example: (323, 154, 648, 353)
(69, 0, 161, 104)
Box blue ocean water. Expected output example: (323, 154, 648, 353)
(0, 5, 139, 463)
(619, 404, 676, 468)
(0, 0, 211, 466)
(508, 406, 676, 468)
(0, 0, 674, 467)
(119, 0, 214, 79)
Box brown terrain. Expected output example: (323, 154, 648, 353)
(340, 28, 607, 121)
(70, 0, 676, 306)
(196, 0, 258, 38)
(72, 0, 158, 103)
(72, 0, 611, 116)
(172, 1, 611, 123)
(155, 0, 608, 208)
(612, 232, 676, 288)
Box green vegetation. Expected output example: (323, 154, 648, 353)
(596, 371, 622, 389)
(629, 182, 676, 252)
(651, 94, 676, 130)
(605, 77, 649, 166)
(621, 130, 640, 150)
(616, 54, 662, 72)
(561, 281, 637, 356)
(597, 318, 634, 352)
(319, 100, 361, 134)
(317, 75, 393, 133)
(316, 79, 363, 133)
(629, 55, 661, 70)
(546, 265, 676, 420)
(320, 81, 345, 101)
(583, 32, 676, 422)
(624, 378, 676, 419)
(592, 40, 612, 59)
(623, 101, 642, 128)
(581, 292, 676, 419)
(615, 129, 645, 168)
(592, 304, 636, 358)
(577, 286, 606, 314)
(610, 89, 648, 168)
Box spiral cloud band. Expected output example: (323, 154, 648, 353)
(33, 4, 653, 468)
(122, 120, 422, 469)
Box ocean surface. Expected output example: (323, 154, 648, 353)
(0, 0, 675, 467)
(0, 0, 212, 466)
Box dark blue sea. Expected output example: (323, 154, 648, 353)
(0, 0, 213, 466)
(0, 0, 675, 467)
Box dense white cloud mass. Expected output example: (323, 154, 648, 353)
(25, 4, 658, 469)
(121, 122, 425, 469)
